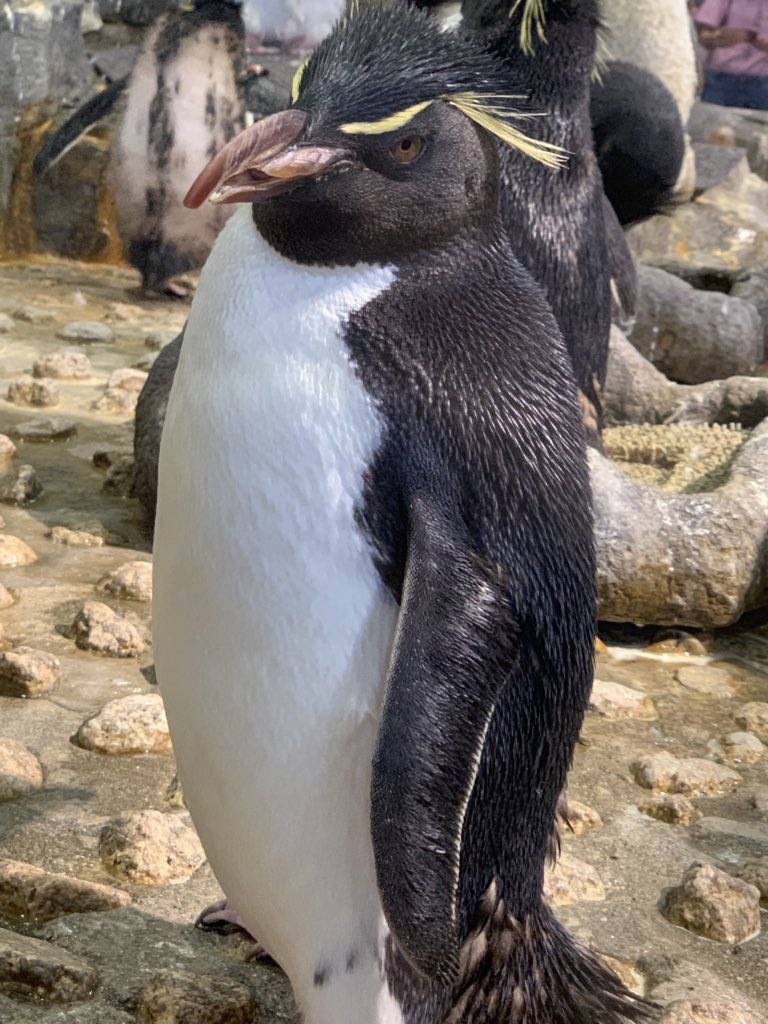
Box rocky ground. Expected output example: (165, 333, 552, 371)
(0, 257, 767, 1024)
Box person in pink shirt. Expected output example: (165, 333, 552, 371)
(694, 0, 768, 109)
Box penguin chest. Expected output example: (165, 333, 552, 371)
(153, 209, 400, 959)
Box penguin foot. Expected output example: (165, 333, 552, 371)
(162, 281, 190, 300)
(195, 900, 280, 966)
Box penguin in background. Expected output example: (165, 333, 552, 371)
(458, 0, 631, 441)
(153, 3, 655, 1022)
(34, 0, 246, 296)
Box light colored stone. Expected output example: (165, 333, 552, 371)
(0, 313, 12, 333)
(543, 851, 605, 906)
(692, 817, 768, 847)
(0, 739, 43, 801)
(93, 368, 149, 415)
(7, 375, 60, 407)
(661, 863, 760, 944)
(140, 970, 258, 1024)
(675, 666, 736, 697)
(733, 703, 768, 739)
(0, 647, 60, 698)
(660, 1000, 760, 1024)
(0, 463, 43, 505)
(56, 320, 114, 344)
(719, 732, 765, 767)
(590, 679, 656, 719)
(638, 793, 702, 827)
(631, 753, 742, 797)
(0, 435, 16, 463)
(98, 560, 152, 602)
(33, 349, 92, 379)
(749, 787, 768, 820)
(0, 534, 37, 567)
(0, 926, 98, 1002)
(98, 810, 205, 885)
(0, 583, 13, 610)
(564, 800, 603, 835)
(0, 859, 131, 921)
(600, 954, 643, 995)
(76, 694, 170, 755)
(71, 601, 146, 658)
(12, 306, 56, 324)
(49, 526, 104, 548)
(10, 416, 77, 441)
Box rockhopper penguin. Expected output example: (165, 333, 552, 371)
(459, 0, 631, 439)
(153, 3, 656, 1022)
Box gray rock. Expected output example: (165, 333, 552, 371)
(102, 455, 134, 497)
(98, 560, 152, 602)
(631, 266, 762, 384)
(630, 753, 741, 796)
(675, 665, 736, 697)
(733, 703, 768, 739)
(660, 863, 760, 944)
(140, 970, 258, 1024)
(0, 739, 44, 801)
(144, 328, 179, 351)
(0, 463, 43, 505)
(165, 773, 185, 810)
(0, 535, 37, 567)
(132, 332, 182, 520)
(730, 265, 768, 359)
(661, 999, 761, 1024)
(11, 305, 56, 324)
(694, 143, 749, 193)
(735, 859, 768, 903)
(98, 0, 176, 27)
(10, 417, 77, 441)
(56, 320, 114, 344)
(98, 810, 205, 885)
(638, 793, 702, 827)
(719, 732, 765, 768)
(543, 851, 605, 906)
(592, 420, 768, 627)
(749, 787, 768, 820)
(70, 601, 146, 658)
(688, 101, 768, 184)
(75, 693, 170, 754)
(7, 376, 60, 407)
(49, 526, 104, 547)
(0, 647, 60, 698)
(692, 817, 768, 847)
(0, 927, 98, 1002)
(0, 859, 130, 921)
(33, 349, 92, 379)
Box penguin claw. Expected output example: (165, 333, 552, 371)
(195, 900, 280, 967)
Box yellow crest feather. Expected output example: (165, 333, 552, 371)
(591, 27, 613, 84)
(510, 0, 547, 56)
(291, 58, 309, 104)
(448, 93, 567, 169)
(339, 101, 431, 135)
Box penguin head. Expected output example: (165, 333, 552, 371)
(185, 0, 563, 265)
(461, 0, 599, 50)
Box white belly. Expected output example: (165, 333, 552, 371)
(153, 208, 401, 1022)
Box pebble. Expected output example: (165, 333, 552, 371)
(140, 970, 258, 1024)
(56, 320, 114, 344)
(166, 773, 185, 810)
(70, 601, 147, 658)
(645, 633, 710, 657)
(144, 328, 179, 351)
(12, 305, 56, 324)
(98, 560, 152, 602)
(93, 368, 149, 415)
(0, 584, 13, 610)
(10, 416, 77, 441)
(660, 1000, 760, 1024)
(75, 694, 171, 755)
(660, 863, 760, 944)
(33, 349, 93, 379)
(675, 666, 736, 697)
(589, 679, 656, 719)
(0, 647, 61, 698)
(0, 859, 131, 921)
(0, 463, 43, 505)
(0, 435, 16, 463)
(0, 739, 43, 801)
(543, 850, 605, 906)
(565, 799, 603, 835)
(719, 732, 765, 767)
(102, 455, 135, 495)
(0, 534, 37, 567)
(49, 525, 104, 547)
(0, 313, 13, 332)
(749, 787, 768, 820)
(638, 793, 703, 826)
(733, 703, 768, 739)
(98, 810, 205, 885)
(692, 816, 768, 846)
(6, 375, 60, 407)
(630, 753, 742, 796)
(735, 859, 768, 903)
(0, 926, 98, 1002)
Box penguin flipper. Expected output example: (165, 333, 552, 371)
(33, 76, 128, 176)
(371, 492, 519, 987)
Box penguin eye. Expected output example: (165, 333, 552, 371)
(390, 135, 425, 164)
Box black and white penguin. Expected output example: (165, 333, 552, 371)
(153, 3, 654, 1022)
(34, 0, 246, 296)
(459, 0, 630, 438)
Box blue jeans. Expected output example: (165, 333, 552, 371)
(702, 69, 768, 111)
